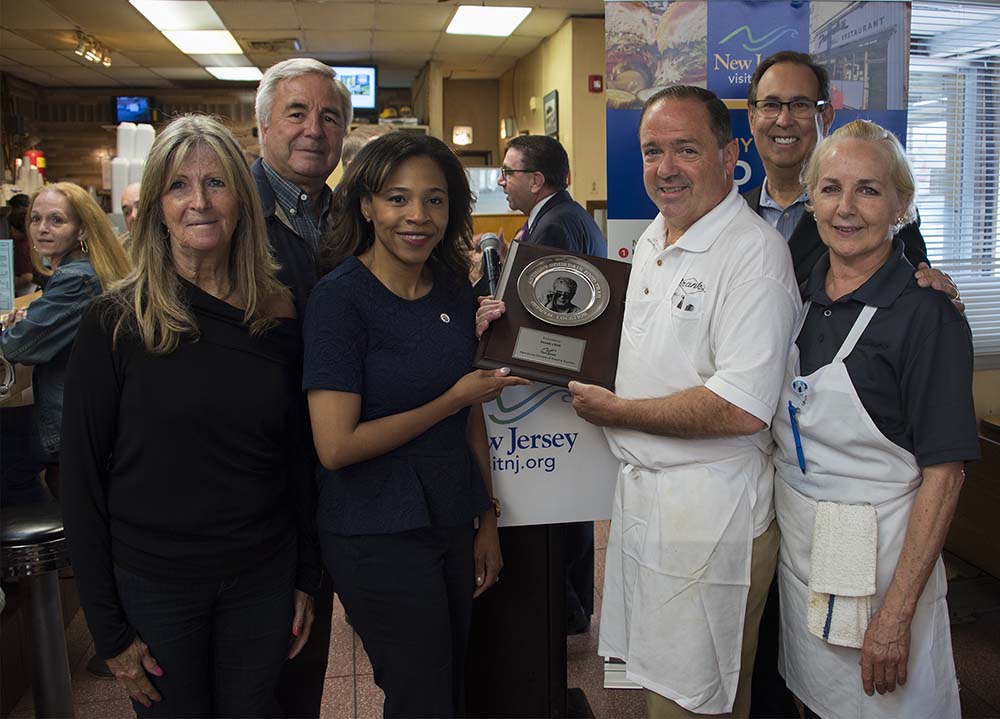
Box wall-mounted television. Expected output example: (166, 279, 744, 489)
(115, 96, 154, 123)
(330, 65, 377, 113)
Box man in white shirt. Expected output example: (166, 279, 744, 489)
(568, 86, 800, 717)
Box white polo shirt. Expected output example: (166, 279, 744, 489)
(604, 184, 800, 534)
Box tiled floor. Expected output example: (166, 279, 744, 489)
(10, 521, 1000, 719)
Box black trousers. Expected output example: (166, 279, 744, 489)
(563, 521, 594, 620)
(113, 554, 294, 718)
(322, 525, 474, 719)
(272, 571, 334, 718)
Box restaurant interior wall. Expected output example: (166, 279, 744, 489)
(497, 17, 605, 205)
(443, 78, 500, 165)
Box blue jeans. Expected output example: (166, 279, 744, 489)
(113, 551, 295, 718)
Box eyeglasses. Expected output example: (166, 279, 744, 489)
(499, 166, 538, 180)
(750, 99, 829, 119)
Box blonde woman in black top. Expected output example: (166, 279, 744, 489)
(62, 115, 319, 717)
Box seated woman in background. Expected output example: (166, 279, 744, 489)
(1, 183, 129, 489)
(61, 114, 320, 717)
(771, 119, 979, 719)
(304, 133, 527, 718)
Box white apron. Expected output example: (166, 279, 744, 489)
(772, 304, 960, 719)
(599, 251, 758, 714)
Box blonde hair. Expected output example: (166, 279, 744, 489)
(27, 183, 130, 287)
(802, 119, 917, 227)
(112, 114, 287, 354)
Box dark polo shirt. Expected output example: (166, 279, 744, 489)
(797, 238, 980, 468)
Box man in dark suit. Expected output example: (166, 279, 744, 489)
(499, 134, 607, 257)
(496, 134, 605, 635)
(744, 50, 961, 718)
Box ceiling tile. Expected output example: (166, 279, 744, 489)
(302, 30, 372, 54)
(435, 34, 506, 54)
(373, 31, 437, 53)
(151, 66, 215, 80)
(97, 67, 164, 82)
(3, 66, 64, 85)
(515, 9, 570, 37)
(296, 2, 375, 31)
(433, 52, 490, 69)
(45, 66, 122, 86)
(373, 3, 453, 32)
(0, 29, 43, 49)
(536, 0, 604, 9)
(126, 51, 201, 67)
(0, 49, 81, 66)
(45, 0, 153, 33)
(94, 31, 177, 53)
(213, 2, 299, 31)
(373, 51, 430, 66)
(0, 0, 74, 30)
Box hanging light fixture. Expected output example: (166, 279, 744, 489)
(73, 29, 112, 67)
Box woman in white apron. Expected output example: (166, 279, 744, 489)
(771, 120, 979, 718)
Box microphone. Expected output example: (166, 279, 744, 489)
(480, 233, 503, 296)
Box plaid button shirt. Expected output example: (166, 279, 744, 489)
(261, 160, 332, 250)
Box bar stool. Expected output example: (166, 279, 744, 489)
(2, 501, 75, 718)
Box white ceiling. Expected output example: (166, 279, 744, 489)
(0, 0, 605, 88)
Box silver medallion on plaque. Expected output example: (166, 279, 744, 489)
(516, 256, 610, 328)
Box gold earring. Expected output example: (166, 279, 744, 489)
(79, 239, 89, 253)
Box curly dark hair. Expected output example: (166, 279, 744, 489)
(320, 133, 474, 281)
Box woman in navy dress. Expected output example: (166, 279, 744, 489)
(304, 133, 526, 718)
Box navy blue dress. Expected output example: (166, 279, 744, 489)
(302, 256, 491, 536)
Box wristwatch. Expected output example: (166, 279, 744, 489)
(490, 496, 502, 518)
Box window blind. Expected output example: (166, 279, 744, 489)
(908, 1, 1000, 364)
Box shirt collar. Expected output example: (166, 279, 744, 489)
(805, 237, 913, 308)
(642, 182, 742, 253)
(260, 160, 332, 220)
(527, 191, 558, 229)
(758, 178, 808, 212)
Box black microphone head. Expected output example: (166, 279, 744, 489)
(480, 233, 501, 254)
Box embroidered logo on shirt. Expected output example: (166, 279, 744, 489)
(671, 277, 706, 314)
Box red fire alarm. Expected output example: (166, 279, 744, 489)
(588, 75, 603, 93)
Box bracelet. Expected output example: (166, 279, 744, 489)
(490, 496, 502, 518)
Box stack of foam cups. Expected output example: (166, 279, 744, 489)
(111, 122, 155, 214)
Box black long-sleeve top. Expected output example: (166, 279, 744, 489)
(61, 279, 320, 660)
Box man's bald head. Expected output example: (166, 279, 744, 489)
(121, 182, 141, 232)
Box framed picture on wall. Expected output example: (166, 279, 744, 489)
(543, 90, 559, 138)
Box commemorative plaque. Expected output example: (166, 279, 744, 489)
(475, 241, 631, 390)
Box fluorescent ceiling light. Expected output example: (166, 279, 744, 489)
(446, 6, 530, 37)
(129, 0, 225, 31)
(163, 30, 242, 54)
(206, 66, 263, 81)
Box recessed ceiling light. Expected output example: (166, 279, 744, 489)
(129, 0, 225, 31)
(446, 6, 531, 37)
(206, 66, 263, 81)
(163, 30, 242, 54)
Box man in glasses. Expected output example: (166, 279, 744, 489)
(745, 51, 929, 288)
(498, 134, 607, 257)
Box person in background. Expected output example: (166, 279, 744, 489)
(8, 194, 35, 295)
(304, 132, 526, 717)
(772, 119, 976, 719)
(340, 124, 393, 170)
(119, 182, 141, 251)
(496, 132, 607, 634)
(498, 134, 607, 256)
(253, 57, 353, 716)
(1, 183, 129, 489)
(61, 114, 320, 717)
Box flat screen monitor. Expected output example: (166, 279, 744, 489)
(330, 65, 377, 112)
(116, 96, 153, 123)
